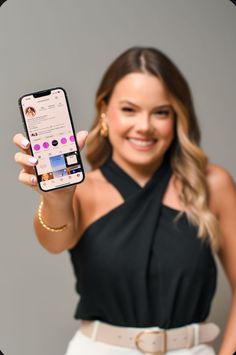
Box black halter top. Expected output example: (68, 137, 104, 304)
(68, 154, 217, 328)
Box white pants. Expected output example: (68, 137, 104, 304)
(65, 328, 216, 355)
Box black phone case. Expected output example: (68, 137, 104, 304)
(18, 87, 85, 192)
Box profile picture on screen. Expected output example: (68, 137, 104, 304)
(39, 172, 54, 182)
(25, 106, 36, 118)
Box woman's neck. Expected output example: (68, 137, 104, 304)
(111, 154, 164, 187)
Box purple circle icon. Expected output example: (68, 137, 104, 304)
(61, 137, 67, 144)
(70, 135, 75, 142)
(33, 144, 40, 151)
(43, 141, 49, 149)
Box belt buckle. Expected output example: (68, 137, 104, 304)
(135, 328, 167, 355)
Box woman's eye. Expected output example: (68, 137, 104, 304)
(121, 107, 135, 113)
(154, 110, 171, 117)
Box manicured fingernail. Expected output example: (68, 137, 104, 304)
(30, 176, 36, 184)
(29, 157, 37, 164)
(22, 138, 29, 147)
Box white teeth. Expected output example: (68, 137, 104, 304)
(128, 138, 155, 147)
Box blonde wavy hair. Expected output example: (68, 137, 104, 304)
(85, 47, 221, 251)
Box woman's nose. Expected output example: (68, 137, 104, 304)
(135, 114, 154, 133)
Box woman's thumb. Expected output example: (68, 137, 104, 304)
(76, 130, 88, 150)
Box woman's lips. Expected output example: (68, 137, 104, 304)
(127, 137, 157, 151)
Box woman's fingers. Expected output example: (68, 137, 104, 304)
(13, 133, 30, 152)
(13, 133, 38, 186)
(13, 133, 37, 171)
(14, 151, 38, 170)
(76, 130, 88, 150)
(18, 168, 38, 188)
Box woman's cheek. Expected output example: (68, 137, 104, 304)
(157, 120, 174, 138)
(109, 113, 130, 132)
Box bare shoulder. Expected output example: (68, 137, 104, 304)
(74, 168, 107, 202)
(71, 169, 108, 239)
(74, 167, 124, 228)
(205, 162, 235, 190)
(205, 162, 236, 218)
(75, 167, 125, 214)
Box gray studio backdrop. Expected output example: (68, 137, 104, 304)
(0, 0, 235, 354)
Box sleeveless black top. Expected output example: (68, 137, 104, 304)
(68, 153, 217, 329)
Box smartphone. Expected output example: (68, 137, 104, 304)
(18, 87, 85, 192)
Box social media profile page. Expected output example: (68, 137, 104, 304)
(21, 89, 83, 190)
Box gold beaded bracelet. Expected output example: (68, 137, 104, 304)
(38, 201, 67, 233)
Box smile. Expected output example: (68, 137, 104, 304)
(128, 138, 156, 146)
(127, 138, 157, 150)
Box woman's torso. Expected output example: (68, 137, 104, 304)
(75, 170, 186, 238)
(74, 164, 218, 241)
(68, 158, 218, 328)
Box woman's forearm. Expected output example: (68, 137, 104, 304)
(218, 292, 236, 355)
(34, 194, 79, 254)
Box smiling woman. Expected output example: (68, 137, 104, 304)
(13, 46, 236, 355)
(86, 47, 220, 250)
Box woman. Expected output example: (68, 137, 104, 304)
(13, 47, 236, 354)
(25, 106, 36, 118)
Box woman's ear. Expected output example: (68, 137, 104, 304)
(100, 101, 108, 117)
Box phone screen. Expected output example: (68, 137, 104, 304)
(19, 88, 84, 191)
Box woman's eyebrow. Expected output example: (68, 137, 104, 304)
(119, 100, 172, 109)
(119, 100, 138, 107)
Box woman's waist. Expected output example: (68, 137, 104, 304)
(79, 319, 220, 354)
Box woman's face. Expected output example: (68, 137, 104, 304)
(42, 173, 49, 181)
(104, 73, 175, 173)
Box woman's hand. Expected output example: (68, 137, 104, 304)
(13, 130, 88, 200)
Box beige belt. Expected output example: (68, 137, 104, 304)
(80, 320, 220, 354)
